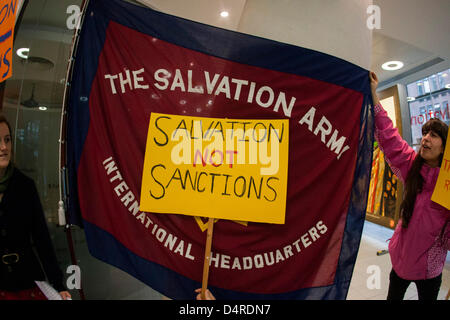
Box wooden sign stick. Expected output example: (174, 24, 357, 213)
(201, 217, 214, 299)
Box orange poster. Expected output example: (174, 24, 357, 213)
(0, 0, 18, 82)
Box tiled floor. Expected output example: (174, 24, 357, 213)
(347, 221, 450, 300)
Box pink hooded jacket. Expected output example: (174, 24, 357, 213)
(374, 103, 449, 280)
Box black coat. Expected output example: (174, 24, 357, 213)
(0, 168, 65, 292)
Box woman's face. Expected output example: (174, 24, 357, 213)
(0, 122, 11, 171)
(419, 129, 444, 167)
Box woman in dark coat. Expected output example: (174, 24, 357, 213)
(0, 114, 71, 300)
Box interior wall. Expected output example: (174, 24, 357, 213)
(237, 0, 372, 69)
(374, 0, 450, 61)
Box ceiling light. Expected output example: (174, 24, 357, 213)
(39, 106, 48, 111)
(381, 61, 404, 71)
(406, 97, 415, 102)
(445, 84, 450, 89)
(220, 11, 229, 17)
(16, 48, 29, 59)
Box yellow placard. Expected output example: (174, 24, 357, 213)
(0, 1, 18, 82)
(140, 113, 289, 224)
(431, 128, 450, 210)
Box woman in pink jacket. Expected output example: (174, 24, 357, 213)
(370, 72, 449, 300)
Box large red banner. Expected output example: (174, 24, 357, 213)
(67, 0, 373, 299)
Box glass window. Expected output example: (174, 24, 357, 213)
(442, 100, 449, 126)
(433, 103, 441, 119)
(438, 72, 449, 89)
(430, 75, 438, 92)
(423, 79, 430, 93)
(419, 106, 426, 115)
(406, 68, 450, 147)
(417, 81, 424, 95)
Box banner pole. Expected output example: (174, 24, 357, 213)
(201, 218, 214, 299)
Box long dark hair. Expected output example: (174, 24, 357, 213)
(400, 118, 448, 228)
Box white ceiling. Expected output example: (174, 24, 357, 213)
(4, 0, 450, 108)
(137, 0, 450, 85)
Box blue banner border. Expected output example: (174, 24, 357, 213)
(67, 0, 374, 299)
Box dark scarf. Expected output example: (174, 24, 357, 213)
(0, 163, 14, 194)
